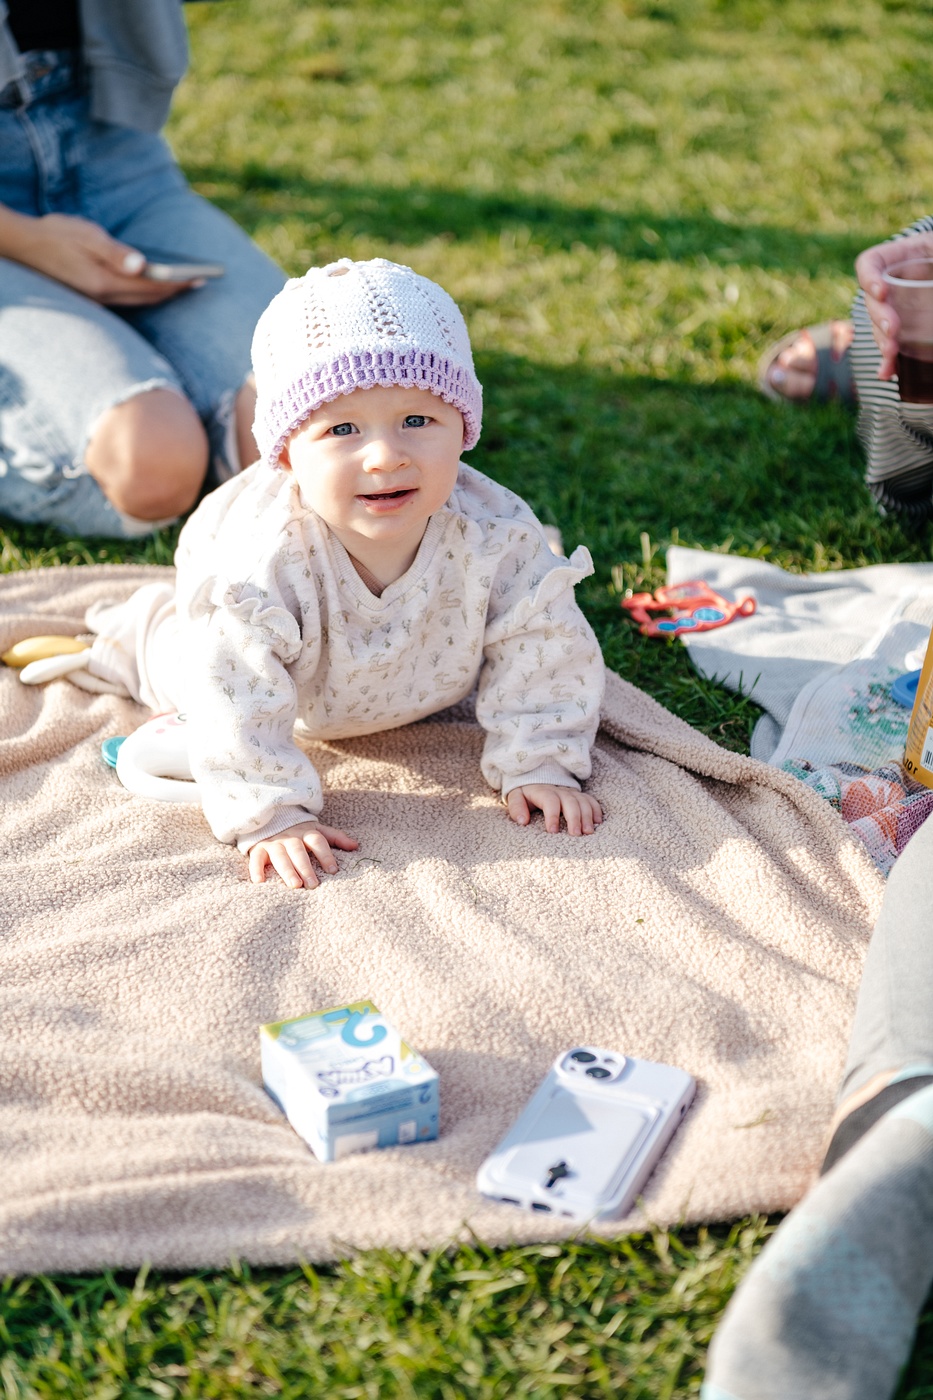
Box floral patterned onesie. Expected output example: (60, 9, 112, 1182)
(86, 460, 605, 850)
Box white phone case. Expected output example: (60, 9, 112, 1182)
(477, 1048, 695, 1221)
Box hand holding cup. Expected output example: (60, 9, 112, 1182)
(879, 257, 933, 403)
(855, 231, 933, 388)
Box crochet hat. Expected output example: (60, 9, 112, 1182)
(251, 257, 483, 469)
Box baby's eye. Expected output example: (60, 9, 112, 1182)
(330, 422, 356, 436)
(403, 414, 430, 428)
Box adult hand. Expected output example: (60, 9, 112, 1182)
(506, 784, 603, 835)
(247, 819, 359, 889)
(1, 210, 198, 306)
(856, 230, 933, 379)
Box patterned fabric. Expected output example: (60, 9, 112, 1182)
(251, 259, 484, 469)
(781, 757, 933, 875)
(172, 460, 605, 850)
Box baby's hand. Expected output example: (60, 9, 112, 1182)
(506, 784, 603, 836)
(247, 819, 359, 889)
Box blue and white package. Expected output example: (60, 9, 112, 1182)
(260, 1000, 440, 1163)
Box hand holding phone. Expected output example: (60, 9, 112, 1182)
(477, 1048, 695, 1222)
(140, 252, 225, 282)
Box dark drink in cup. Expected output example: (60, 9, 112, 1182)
(883, 258, 933, 403)
(896, 347, 933, 404)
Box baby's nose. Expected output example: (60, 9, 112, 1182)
(363, 434, 407, 469)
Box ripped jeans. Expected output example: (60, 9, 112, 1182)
(0, 50, 286, 538)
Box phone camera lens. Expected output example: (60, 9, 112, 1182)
(586, 1066, 611, 1079)
(570, 1050, 596, 1063)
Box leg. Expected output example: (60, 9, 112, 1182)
(702, 817, 933, 1400)
(0, 258, 197, 538)
(79, 134, 285, 484)
(822, 809, 933, 1160)
(84, 580, 184, 713)
(85, 387, 208, 522)
(762, 320, 854, 402)
(117, 186, 285, 484)
(702, 1088, 933, 1400)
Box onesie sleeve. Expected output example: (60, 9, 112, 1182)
(475, 544, 605, 796)
(180, 577, 325, 851)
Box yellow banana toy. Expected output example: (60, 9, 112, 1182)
(1, 635, 89, 668)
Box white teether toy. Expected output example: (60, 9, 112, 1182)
(114, 711, 199, 803)
(19, 650, 92, 684)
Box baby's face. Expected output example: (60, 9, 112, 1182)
(281, 385, 464, 564)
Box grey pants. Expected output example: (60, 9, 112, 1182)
(840, 814, 933, 1103)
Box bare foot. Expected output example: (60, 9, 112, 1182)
(767, 319, 854, 400)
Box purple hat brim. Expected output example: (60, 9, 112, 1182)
(257, 347, 482, 468)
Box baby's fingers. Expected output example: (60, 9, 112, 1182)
(536, 788, 564, 834)
(271, 838, 321, 890)
(247, 837, 321, 889)
(506, 789, 532, 826)
(558, 791, 590, 836)
(576, 792, 604, 833)
(315, 823, 359, 851)
(539, 787, 603, 835)
(302, 829, 342, 877)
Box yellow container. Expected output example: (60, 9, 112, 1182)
(904, 627, 933, 789)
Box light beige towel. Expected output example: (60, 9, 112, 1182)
(0, 566, 884, 1272)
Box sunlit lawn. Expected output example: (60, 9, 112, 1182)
(3, 0, 932, 1393)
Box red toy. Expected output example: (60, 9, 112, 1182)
(621, 579, 756, 637)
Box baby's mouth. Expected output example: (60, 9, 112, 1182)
(359, 487, 415, 501)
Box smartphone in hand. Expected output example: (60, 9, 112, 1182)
(140, 252, 225, 281)
(477, 1047, 695, 1221)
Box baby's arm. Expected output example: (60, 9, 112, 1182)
(247, 819, 359, 890)
(506, 784, 603, 835)
(180, 578, 329, 851)
(477, 545, 605, 833)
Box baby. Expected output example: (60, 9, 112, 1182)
(78, 258, 606, 887)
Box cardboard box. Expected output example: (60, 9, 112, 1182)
(260, 999, 439, 1162)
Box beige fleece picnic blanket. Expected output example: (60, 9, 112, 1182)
(0, 565, 885, 1274)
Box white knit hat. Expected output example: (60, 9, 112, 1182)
(251, 257, 483, 469)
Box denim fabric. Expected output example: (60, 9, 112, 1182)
(0, 51, 286, 537)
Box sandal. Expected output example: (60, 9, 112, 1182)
(757, 321, 856, 406)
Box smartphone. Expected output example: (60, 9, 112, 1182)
(141, 253, 225, 281)
(477, 1048, 695, 1221)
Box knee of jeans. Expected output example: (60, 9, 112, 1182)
(86, 386, 209, 521)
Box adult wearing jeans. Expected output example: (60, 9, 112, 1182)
(702, 811, 933, 1400)
(0, 0, 286, 539)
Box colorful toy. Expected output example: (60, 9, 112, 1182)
(3, 638, 199, 800)
(891, 669, 922, 709)
(621, 579, 756, 638)
(100, 736, 125, 768)
(2, 635, 88, 669)
(2, 633, 121, 691)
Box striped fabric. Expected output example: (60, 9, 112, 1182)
(852, 215, 933, 519)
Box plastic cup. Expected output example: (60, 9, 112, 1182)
(882, 257, 933, 403)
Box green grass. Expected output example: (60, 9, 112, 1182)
(0, 1229, 766, 1399)
(4, 0, 933, 1393)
